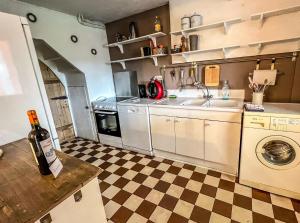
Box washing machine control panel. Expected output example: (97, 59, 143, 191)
(270, 117, 300, 132)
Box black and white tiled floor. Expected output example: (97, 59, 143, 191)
(61, 138, 300, 223)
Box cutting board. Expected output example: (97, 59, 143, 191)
(205, 65, 220, 86)
(253, 69, 277, 85)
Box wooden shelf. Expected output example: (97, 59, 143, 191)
(251, 5, 300, 27)
(107, 54, 168, 69)
(104, 32, 166, 53)
(171, 45, 240, 61)
(170, 18, 242, 36)
(248, 36, 300, 52)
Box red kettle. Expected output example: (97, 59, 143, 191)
(146, 78, 164, 99)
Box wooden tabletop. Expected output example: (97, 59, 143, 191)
(0, 139, 101, 223)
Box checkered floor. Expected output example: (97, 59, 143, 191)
(61, 138, 300, 223)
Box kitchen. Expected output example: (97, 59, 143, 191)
(0, 0, 300, 223)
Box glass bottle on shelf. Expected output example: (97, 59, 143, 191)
(154, 16, 161, 32)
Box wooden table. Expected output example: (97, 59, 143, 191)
(0, 139, 101, 223)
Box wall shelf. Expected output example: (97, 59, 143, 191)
(107, 54, 167, 69)
(104, 32, 166, 53)
(171, 45, 240, 61)
(251, 5, 300, 27)
(170, 18, 242, 36)
(248, 36, 300, 52)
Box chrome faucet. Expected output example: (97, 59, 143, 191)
(194, 81, 213, 99)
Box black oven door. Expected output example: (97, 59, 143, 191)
(94, 110, 121, 137)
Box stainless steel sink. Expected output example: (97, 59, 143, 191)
(180, 98, 207, 106)
(202, 99, 243, 108)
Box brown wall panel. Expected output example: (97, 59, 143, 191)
(105, 4, 171, 84)
(291, 54, 300, 102)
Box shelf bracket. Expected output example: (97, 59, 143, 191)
(150, 36, 157, 47)
(119, 61, 126, 69)
(257, 43, 263, 52)
(182, 53, 189, 62)
(116, 44, 124, 54)
(223, 22, 229, 34)
(258, 14, 265, 28)
(152, 57, 158, 66)
(222, 48, 227, 58)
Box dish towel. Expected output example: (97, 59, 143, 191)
(244, 103, 264, 112)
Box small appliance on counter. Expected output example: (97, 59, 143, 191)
(146, 77, 164, 100)
(138, 84, 147, 98)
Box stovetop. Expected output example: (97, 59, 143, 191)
(93, 96, 134, 111)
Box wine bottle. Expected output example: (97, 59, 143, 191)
(27, 110, 56, 175)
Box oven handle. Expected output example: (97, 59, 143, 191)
(94, 111, 117, 115)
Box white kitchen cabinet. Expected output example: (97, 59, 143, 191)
(175, 118, 205, 159)
(150, 115, 175, 153)
(204, 120, 241, 167)
(36, 178, 107, 223)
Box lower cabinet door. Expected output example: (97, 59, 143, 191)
(36, 178, 107, 223)
(175, 117, 205, 159)
(150, 115, 175, 153)
(204, 120, 241, 167)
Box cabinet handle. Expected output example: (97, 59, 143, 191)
(40, 213, 52, 223)
(250, 122, 264, 127)
(74, 190, 82, 202)
(205, 123, 210, 127)
(166, 119, 171, 122)
(174, 120, 179, 123)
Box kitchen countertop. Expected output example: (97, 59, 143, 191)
(0, 139, 101, 223)
(118, 97, 156, 106)
(149, 97, 245, 113)
(245, 103, 300, 116)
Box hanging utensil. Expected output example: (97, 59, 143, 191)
(179, 67, 185, 88)
(170, 69, 176, 82)
(256, 59, 260, 70)
(187, 66, 194, 85)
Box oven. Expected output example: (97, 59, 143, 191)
(94, 110, 121, 137)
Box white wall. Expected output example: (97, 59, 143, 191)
(169, 0, 300, 63)
(0, 0, 115, 100)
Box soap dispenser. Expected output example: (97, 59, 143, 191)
(222, 80, 230, 100)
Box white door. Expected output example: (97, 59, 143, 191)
(118, 106, 151, 151)
(205, 120, 241, 167)
(68, 86, 96, 141)
(175, 118, 205, 159)
(150, 115, 175, 153)
(0, 12, 56, 145)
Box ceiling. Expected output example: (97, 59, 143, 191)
(18, 0, 168, 23)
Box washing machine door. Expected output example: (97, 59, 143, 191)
(256, 135, 300, 170)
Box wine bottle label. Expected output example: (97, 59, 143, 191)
(49, 158, 63, 178)
(29, 142, 39, 165)
(40, 137, 57, 164)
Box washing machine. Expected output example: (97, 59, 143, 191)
(239, 103, 300, 199)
